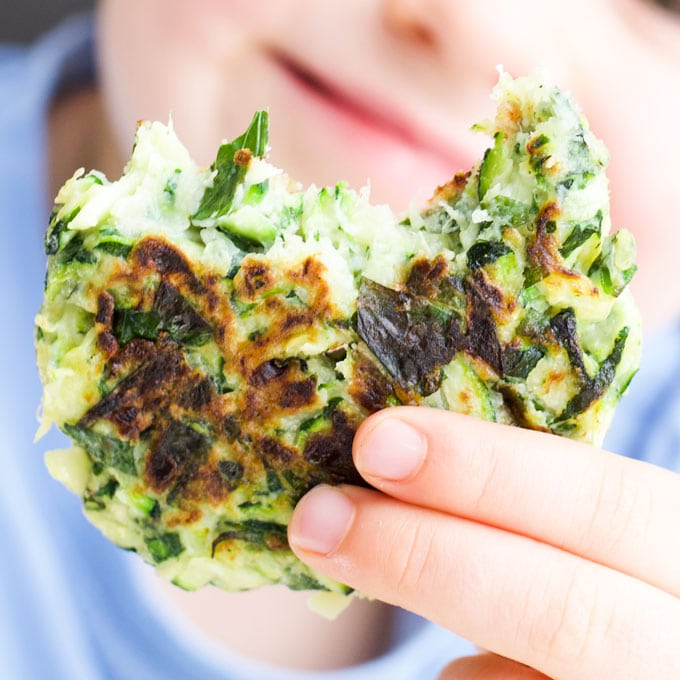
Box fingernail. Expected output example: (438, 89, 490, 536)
(357, 417, 426, 481)
(289, 485, 355, 555)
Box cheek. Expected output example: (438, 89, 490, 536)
(190, 0, 259, 20)
(97, 0, 260, 161)
(585, 78, 677, 237)
(565, 2, 680, 249)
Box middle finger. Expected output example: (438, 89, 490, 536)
(289, 484, 680, 680)
(352, 407, 680, 596)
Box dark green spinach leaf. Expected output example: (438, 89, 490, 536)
(63, 423, 137, 475)
(145, 532, 184, 563)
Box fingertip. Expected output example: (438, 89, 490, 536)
(288, 484, 356, 557)
(353, 411, 427, 483)
(439, 654, 548, 679)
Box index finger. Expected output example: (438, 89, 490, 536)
(352, 407, 680, 596)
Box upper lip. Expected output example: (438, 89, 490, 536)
(269, 49, 471, 171)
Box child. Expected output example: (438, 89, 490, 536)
(2, 1, 679, 677)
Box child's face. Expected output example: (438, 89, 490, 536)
(98, 0, 680, 259)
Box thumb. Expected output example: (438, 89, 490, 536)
(439, 653, 551, 680)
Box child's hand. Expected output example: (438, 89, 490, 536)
(289, 407, 680, 679)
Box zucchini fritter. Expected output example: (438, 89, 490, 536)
(36, 72, 640, 594)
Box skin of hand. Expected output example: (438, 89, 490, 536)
(288, 408, 680, 679)
(63, 0, 680, 673)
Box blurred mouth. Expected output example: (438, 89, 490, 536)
(269, 50, 469, 172)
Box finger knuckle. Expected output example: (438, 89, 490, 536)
(382, 518, 438, 595)
(469, 441, 503, 513)
(581, 463, 654, 558)
(526, 563, 614, 668)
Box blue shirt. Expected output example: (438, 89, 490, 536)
(0, 14, 678, 680)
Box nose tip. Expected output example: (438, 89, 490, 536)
(380, 0, 437, 50)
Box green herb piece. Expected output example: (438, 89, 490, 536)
(163, 168, 182, 201)
(57, 233, 97, 265)
(217, 220, 275, 252)
(211, 520, 289, 556)
(502, 345, 546, 379)
(44, 207, 81, 255)
(238, 501, 261, 510)
(63, 423, 136, 476)
(588, 231, 637, 297)
(466, 241, 512, 270)
(95, 478, 119, 499)
(113, 309, 162, 345)
(230, 294, 256, 316)
(243, 180, 268, 205)
(298, 397, 343, 434)
(96, 240, 133, 259)
(559, 327, 629, 420)
(486, 195, 531, 227)
(527, 133, 550, 151)
(112, 281, 213, 346)
(218, 460, 243, 488)
(193, 110, 269, 221)
(549, 308, 588, 378)
(152, 280, 213, 345)
(266, 468, 283, 493)
(357, 278, 457, 395)
(559, 211, 602, 258)
(281, 469, 310, 501)
(286, 573, 325, 591)
(127, 490, 159, 516)
(145, 532, 184, 563)
(478, 131, 506, 200)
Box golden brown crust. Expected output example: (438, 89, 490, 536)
(82, 235, 363, 523)
(348, 352, 395, 414)
(429, 170, 471, 204)
(527, 200, 563, 274)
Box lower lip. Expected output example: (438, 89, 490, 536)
(270, 55, 467, 201)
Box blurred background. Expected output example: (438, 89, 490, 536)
(0, 0, 93, 43)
